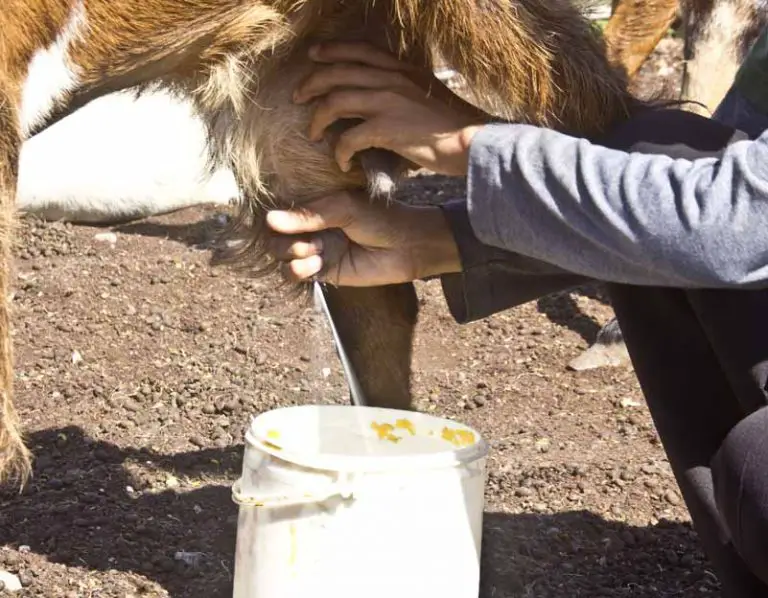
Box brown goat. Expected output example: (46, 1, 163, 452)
(0, 0, 634, 486)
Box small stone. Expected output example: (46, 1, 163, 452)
(174, 551, 205, 567)
(665, 490, 681, 505)
(1, 554, 20, 567)
(535, 438, 550, 453)
(0, 570, 22, 592)
(515, 487, 534, 498)
(472, 395, 486, 407)
(123, 399, 141, 413)
(93, 232, 117, 245)
(165, 475, 180, 490)
(189, 436, 206, 448)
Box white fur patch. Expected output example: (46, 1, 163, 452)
(19, 0, 87, 138)
(16, 89, 239, 224)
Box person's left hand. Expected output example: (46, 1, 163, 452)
(266, 191, 461, 286)
(293, 41, 486, 177)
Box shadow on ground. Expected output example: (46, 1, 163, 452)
(112, 211, 231, 252)
(1, 427, 717, 597)
(536, 283, 614, 345)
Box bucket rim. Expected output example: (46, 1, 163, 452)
(244, 404, 489, 473)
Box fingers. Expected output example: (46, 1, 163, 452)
(308, 41, 416, 73)
(274, 229, 352, 285)
(334, 119, 385, 173)
(294, 63, 415, 105)
(308, 89, 399, 142)
(265, 193, 354, 235)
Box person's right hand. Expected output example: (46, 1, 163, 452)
(293, 41, 486, 177)
(266, 191, 462, 287)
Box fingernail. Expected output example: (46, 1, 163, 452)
(308, 44, 322, 60)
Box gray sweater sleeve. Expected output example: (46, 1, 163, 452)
(466, 123, 768, 288)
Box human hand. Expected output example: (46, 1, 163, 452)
(266, 191, 462, 286)
(293, 41, 486, 177)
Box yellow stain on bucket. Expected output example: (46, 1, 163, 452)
(441, 427, 476, 448)
(258, 429, 283, 451)
(395, 419, 416, 435)
(370, 422, 402, 443)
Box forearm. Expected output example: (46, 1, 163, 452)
(465, 119, 768, 288)
(437, 200, 589, 323)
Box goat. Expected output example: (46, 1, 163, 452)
(0, 0, 633, 485)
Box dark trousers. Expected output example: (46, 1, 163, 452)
(600, 100, 768, 596)
(609, 286, 768, 596)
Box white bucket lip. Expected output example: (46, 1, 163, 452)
(244, 405, 489, 474)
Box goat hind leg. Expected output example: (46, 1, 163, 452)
(322, 283, 418, 411)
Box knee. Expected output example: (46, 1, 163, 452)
(713, 406, 768, 583)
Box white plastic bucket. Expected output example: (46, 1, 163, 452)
(231, 404, 489, 598)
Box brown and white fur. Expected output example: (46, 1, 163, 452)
(15, 89, 240, 224)
(0, 0, 635, 486)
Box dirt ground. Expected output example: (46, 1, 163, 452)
(0, 38, 717, 598)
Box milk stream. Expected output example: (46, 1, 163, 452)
(312, 282, 367, 407)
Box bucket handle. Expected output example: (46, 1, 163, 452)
(231, 479, 355, 509)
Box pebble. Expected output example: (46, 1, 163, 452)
(17, 571, 32, 587)
(472, 395, 486, 407)
(93, 232, 117, 245)
(515, 487, 534, 498)
(0, 571, 21, 592)
(665, 490, 681, 505)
